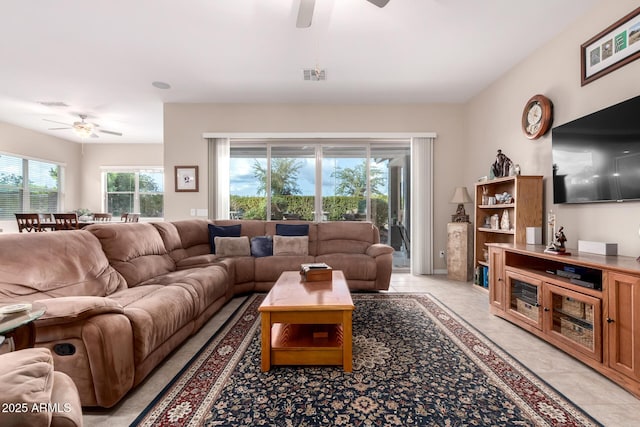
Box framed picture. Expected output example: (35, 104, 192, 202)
(175, 166, 199, 192)
(581, 7, 640, 86)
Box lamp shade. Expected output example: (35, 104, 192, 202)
(450, 186, 472, 204)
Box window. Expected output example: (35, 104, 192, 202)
(216, 135, 433, 273)
(0, 153, 60, 219)
(104, 169, 163, 217)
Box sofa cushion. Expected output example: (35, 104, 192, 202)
(254, 255, 315, 283)
(250, 236, 273, 257)
(212, 220, 266, 239)
(0, 230, 127, 300)
(316, 221, 377, 255)
(154, 219, 213, 262)
(276, 223, 309, 236)
(214, 236, 250, 257)
(266, 221, 317, 256)
(86, 223, 176, 288)
(315, 253, 377, 281)
(273, 235, 309, 256)
(109, 285, 197, 364)
(208, 224, 241, 253)
(136, 265, 229, 317)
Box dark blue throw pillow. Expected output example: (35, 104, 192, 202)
(275, 223, 309, 236)
(208, 224, 241, 254)
(250, 236, 273, 258)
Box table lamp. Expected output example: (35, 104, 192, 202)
(450, 186, 472, 222)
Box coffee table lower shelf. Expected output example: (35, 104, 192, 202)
(270, 323, 345, 367)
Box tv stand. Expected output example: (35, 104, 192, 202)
(487, 243, 640, 398)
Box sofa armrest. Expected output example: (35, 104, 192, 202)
(366, 243, 395, 258)
(34, 296, 124, 327)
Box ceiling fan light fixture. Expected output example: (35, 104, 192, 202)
(73, 122, 94, 138)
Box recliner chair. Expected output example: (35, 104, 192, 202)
(0, 347, 83, 427)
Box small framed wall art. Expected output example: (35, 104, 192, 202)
(581, 7, 640, 86)
(175, 166, 199, 192)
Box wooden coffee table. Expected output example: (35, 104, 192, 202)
(259, 270, 354, 372)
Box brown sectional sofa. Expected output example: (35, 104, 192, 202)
(0, 219, 393, 408)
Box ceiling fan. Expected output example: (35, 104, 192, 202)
(44, 114, 123, 138)
(296, 0, 390, 28)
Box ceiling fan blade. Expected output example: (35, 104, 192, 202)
(90, 133, 99, 138)
(99, 129, 123, 136)
(296, 0, 315, 28)
(48, 127, 72, 130)
(43, 118, 72, 126)
(367, 0, 390, 7)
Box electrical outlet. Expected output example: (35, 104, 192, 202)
(439, 250, 445, 258)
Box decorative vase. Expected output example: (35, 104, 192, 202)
(501, 210, 510, 230)
(490, 214, 500, 230)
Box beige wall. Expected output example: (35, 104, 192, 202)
(164, 103, 467, 271)
(79, 143, 163, 214)
(0, 121, 82, 232)
(465, 0, 640, 257)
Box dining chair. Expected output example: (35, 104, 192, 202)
(39, 213, 54, 222)
(123, 213, 140, 223)
(15, 213, 44, 232)
(53, 213, 80, 230)
(93, 213, 112, 222)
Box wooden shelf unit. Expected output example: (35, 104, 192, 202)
(488, 243, 640, 399)
(474, 176, 543, 269)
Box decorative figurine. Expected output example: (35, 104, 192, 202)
(491, 149, 514, 178)
(545, 225, 571, 255)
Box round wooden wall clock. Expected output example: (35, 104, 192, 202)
(522, 94, 553, 139)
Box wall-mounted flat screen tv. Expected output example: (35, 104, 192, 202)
(552, 94, 640, 204)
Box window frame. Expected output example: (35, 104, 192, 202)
(102, 167, 164, 219)
(0, 151, 62, 219)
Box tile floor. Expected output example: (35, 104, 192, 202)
(83, 273, 640, 426)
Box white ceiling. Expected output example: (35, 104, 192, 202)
(0, 0, 598, 144)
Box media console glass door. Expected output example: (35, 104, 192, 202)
(543, 283, 602, 362)
(505, 269, 542, 330)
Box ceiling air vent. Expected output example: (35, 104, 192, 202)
(39, 101, 69, 107)
(303, 68, 326, 81)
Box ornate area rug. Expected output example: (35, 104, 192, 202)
(132, 293, 601, 427)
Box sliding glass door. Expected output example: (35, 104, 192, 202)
(227, 139, 412, 270)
